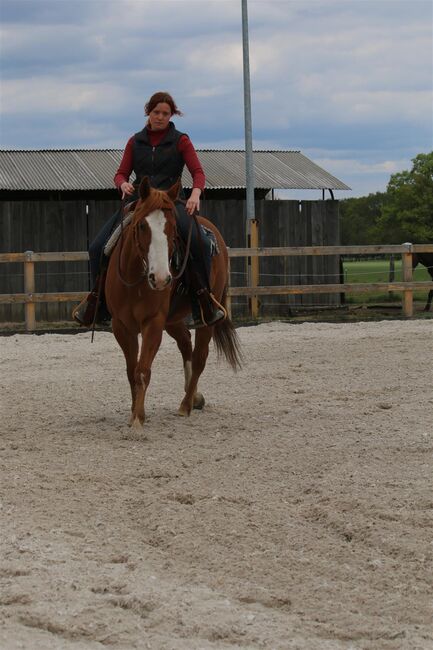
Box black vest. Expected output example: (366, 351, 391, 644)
(133, 122, 186, 191)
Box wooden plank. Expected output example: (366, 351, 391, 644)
(2, 245, 433, 265)
(0, 292, 87, 304)
(3, 280, 432, 304)
(227, 281, 433, 297)
(227, 245, 425, 257)
(412, 244, 433, 253)
(0, 252, 89, 263)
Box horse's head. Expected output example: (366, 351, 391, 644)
(132, 177, 179, 291)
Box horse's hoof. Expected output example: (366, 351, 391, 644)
(129, 416, 144, 429)
(193, 393, 205, 410)
(178, 405, 191, 417)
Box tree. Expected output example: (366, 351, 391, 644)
(339, 192, 386, 245)
(339, 152, 433, 245)
(377, 152, 433, 243)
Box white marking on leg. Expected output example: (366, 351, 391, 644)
(137, 334, 142, 362)
(184, 360, 192, 392)
(147, 210, 170, 289)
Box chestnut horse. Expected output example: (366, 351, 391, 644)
(105, 177, 242, 428)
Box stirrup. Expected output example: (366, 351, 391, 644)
(72, 297, 94, 326)
(186, 307, 226, 329)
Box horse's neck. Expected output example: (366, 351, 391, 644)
(119, 225, 141, 272)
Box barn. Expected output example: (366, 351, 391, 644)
(0, 149, 350, 323)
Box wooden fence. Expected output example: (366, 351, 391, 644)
(1, 243, 432, 331)
(0, 198, 341, 321)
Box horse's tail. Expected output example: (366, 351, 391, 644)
(212, 286, 243, 371)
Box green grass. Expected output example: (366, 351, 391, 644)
(343, 259, 432, 304)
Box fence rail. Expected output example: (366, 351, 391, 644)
(1, 244, 433, 330)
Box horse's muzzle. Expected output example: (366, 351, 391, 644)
(148, 272, 172, 291)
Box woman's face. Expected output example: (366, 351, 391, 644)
(148, 102, 172, 131)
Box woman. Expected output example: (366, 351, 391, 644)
(73, 91, 224, 328)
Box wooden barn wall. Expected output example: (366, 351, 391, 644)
(201, 199, 340, 317)
(0, 198, 339, 323)
(258, 200, 340, 315)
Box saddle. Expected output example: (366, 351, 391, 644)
(104, 206, 220, 273)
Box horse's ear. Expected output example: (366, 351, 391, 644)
(139, 176, 151, 200)
(166, 178, 181, 202)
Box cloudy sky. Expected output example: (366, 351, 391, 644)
(1, 0, 432, 198)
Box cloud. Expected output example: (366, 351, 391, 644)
(314, 157, 409, 176)
(0, 0, 431, 197)
(1, 76, 129, 114)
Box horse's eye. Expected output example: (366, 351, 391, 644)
(139, 222, 146, 231)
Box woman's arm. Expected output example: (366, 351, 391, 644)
(114, 136, 135, 197)
(178, 135, 205, 215)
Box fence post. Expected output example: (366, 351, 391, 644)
(388, 254, 395, 298)
(24, 250, 36, 331)
(402, 242, 413, 317)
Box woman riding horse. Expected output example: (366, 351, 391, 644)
(73, 91, 224, 328)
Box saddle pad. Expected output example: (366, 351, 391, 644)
(104, 213, 133, 257)
(201, 225, 220, 256)
(104, 217, 220, 258)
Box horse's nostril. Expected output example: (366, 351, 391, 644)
(149, 273, 155, 284)
(166, 274, 172, 286)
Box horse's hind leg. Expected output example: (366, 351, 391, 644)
(165, 322, 205, 412)
(112, 318, 139, 425)
(179, 326, 213, 417)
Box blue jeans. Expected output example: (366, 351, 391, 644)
(89, 206, 123, 285)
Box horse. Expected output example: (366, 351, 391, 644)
(412, 252, 433, 311)
(104, 177, 242, 428)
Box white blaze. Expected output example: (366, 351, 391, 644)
(147, 209, 170, 284)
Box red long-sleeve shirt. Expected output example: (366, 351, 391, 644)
(114, 126, 206, 191)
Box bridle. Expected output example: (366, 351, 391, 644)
(116, 197, 194, 288)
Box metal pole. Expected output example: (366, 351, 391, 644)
(241, 0, 255, 222)
(241, 0, 259, 318)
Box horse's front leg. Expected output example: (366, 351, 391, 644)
(111, 318, 139, 422)
(179, 326, 213, 417)
(131, 317, 164, 428)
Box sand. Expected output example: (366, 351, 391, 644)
(1, 320, 432, 650)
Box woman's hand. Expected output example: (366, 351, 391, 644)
(186, 188, 201, 215)
(120, 181, 135, 198)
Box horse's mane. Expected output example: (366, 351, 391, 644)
(132, 188, 175, 225)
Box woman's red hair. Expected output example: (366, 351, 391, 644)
(145, 92, 183, 116)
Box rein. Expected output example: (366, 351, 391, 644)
(170, 207, 194, 280)
(116, 198, 147, 288)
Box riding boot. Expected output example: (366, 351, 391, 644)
(72, 271, 111, 326)
(186, 287, 225, 329)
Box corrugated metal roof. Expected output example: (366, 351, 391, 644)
(0, 149, 350, 191)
